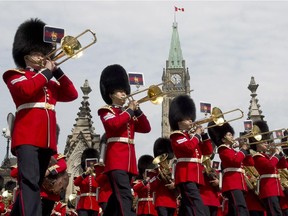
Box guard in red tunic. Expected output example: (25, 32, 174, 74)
(41, 152, 68, 216)
(280, 131, 288, 216)
(199, 155, 222, 216)
(3, 18, 78, 216)
(148, 138, 177, 216)
(208, 121, 249, 216)
(74, 148, 100, 216)
(98, 64, 151, 216)
(133, 155, 157, 216)
(51, 201, 67, 216)
(169, 95, 213, 216)
(242, 154, 266, 216)
(250, 120, 285, 216)
(94, 163, 112, 215)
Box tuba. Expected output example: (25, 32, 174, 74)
(278, 168, 288, 196)
(152, 153, 173, 184)
(243, 166, 259, 195)
(202, 155, 219, 181)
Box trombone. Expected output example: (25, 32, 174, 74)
(234, 125, 262, 143)
(38, 29, 97, 66)
(190, 107, 244, 131)
(123, 82, 170, 105)
(248, 128, 287, 145)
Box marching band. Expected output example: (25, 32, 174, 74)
(0, 17, 288, 216)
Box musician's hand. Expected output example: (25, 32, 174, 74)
(209, 178, 219, 187)
(85, 167, 93, 175)
(241, 143, 249, 150)
(45, 170, 50, 177)
(45, 59, 57, 72)
(195, 126, 203, 136)
(165, 182, 175, 190)
(128, 100, 138, 111)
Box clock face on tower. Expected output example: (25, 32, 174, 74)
(171, 74, 182, 85)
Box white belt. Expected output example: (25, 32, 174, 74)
(80, 193, 97, 197)
(259, 174, 280, 179)
(107, 137, 134, 144)
(223, 168, 245, 174)
(257, 174, 280, 194)
(17, 102, 55, 112)
(138, 198, 153, 202)
(177, 158, 202, 163)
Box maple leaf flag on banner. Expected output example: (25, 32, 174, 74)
(175, 6, 184, 12)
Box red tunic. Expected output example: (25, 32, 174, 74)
(200, 174, 221, 207)
(170, 131, 213, 185)
(133, 179, 157, 215)
(242, 155, 266, 212)
(148, 170, 177, 209)
(218, 144, 248, 192)
(51, 202, 66, 216)
(41, 153, 67, 201)
(253, 152, 284, 199)
(94, 165, 112, 204)
(2, 68, 78, 154)
(98, 105, 151, 175)
(74, 174, 100, 212)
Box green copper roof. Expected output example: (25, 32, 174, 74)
(168, 22, 183, 68)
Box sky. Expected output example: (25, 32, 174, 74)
(1, 1, 288, 164)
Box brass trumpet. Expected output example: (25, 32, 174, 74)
(123, 82, 169, 105)
(36, 29, 97, 66)
(190, 107, 244, 132)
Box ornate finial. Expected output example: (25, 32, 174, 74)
(247, 76, 264, 121)
(80, 79, 92, 96)
(248, 76, 259, 93)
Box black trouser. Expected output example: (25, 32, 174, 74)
(77, 209, 98, 216)
(103, 170, 136, 216)
(41, 198, 55, 216)
(249, 211, 265, 216)
(262, 196, 283, 216)
(223, 190, 249, 216)
(178, 182, 209, 216)
(10, 145, 52, 216)
(156, 206, 175, 216)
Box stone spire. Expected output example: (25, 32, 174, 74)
(247, 76, 264, 121)
(64, 79, 100, 199)
(161, 21, 190, 138)
(167, 22, 184, 69)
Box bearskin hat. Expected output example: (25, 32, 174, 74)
(137, 155, 155, 177)
(99, 64, 131, 105)
(282, 130, 288, 155)
(208, 121, 235, 147)
(249, 120, 270, 151)
(12, 18, 54, 68)
(80, 148, 99, 170)
(4, 180, 16, 192)
(153, 137, 174, 160)
(168, 95, 196, 131)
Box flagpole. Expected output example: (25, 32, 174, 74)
(174, 7, 176, 23)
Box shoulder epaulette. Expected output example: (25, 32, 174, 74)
(56, 153, 66, 160)
(6, 68, 25, 74)
(218, 144, 230, 149)
(252, 152, 265, 158)
(98, 105, 115, 114)
(170, 130, 185, 136)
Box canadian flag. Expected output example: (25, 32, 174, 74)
(175, 6, 184, 12)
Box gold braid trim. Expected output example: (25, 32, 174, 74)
(98, 105, 115, 114)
